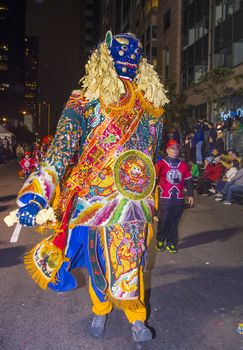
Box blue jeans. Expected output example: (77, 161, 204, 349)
(196, 141, 203, 163)
(216, 180, 227, 193)
(222, 182, 243, 202)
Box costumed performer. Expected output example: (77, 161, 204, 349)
(14, 31, 169, 342)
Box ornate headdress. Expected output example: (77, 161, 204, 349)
(80, 31, 169, 108)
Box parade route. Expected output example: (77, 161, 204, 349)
(0, 160, 243, 350)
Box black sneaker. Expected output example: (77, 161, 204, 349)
(166, 244, 177, 253)
(89, 315, 107, 339)
(156, 240, 165, 252)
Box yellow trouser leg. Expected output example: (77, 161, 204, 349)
(89, 278, 113, 316)
(89, 268, 146, 323)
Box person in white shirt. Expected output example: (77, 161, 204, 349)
(213, 160, 239, 196)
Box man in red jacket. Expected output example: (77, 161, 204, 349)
(155, 140, 194, 253)
(197, 157, 223, 195)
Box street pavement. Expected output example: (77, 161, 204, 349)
(0, 160, 243, 350)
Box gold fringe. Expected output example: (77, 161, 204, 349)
(24, 239, 67, 290)
(34, 225, 49, 235)
(154, 185, 159, 210)
(147, 223, 154, 247)
(105, 290, 142, 311)
(34, 221, 59, 235)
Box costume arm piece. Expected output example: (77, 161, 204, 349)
(220, 159, 231, 169)
(17, 99, 86, 209)
(184, 162, 193, 197)
(221, 154, 233, 161)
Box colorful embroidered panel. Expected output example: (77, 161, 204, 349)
(104, 222, 146, 300)
(24, 237, 66, 289)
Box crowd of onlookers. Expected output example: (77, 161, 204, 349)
(0, 136, 16, 164)
(160, 119, 243, 206)
(0, 138, 47, 180)
(2, 119, 243, 206)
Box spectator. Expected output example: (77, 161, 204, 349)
(189, 161, 200, 178)
(0, 142, 5, 164)
(219, 150, 242, 169)
(197, 156, 223, 195)
(16, 144, 25, 161)
(2, 136, 9, 150)
(211, 159, 239, 195)
(205, 122, 217, 156)
(208, 122, 217, 142)
(215, 161, 243, 205)
(183, 133, 191, 162)
(172, 127, 181, 144)
(19, 152, 37, 181)
(207, 136, 215, 156)
(214, 131, 224, 155)
(194, 122, 204, 164)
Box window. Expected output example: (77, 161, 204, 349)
(152, 25, 157, 39)
(0, 54, 7, 62)
(188, 27, 195, 45)
(145, 42, 150, 55)
(235, 0, 243, 11)
(152, 0, 158, 7)
(188, 66, 194, 85)
(123, 0, 130, 18)
(146, 26, 151, 42)
(152, 46, 157, 57)
(164, 47, 170, 81)
(214, 45, 232, 67)
(0, 44, 8, 51)
(86, 4, 93, 10)
(0, 63, 7, 70)
(232, 39, 243, 66)
(215, 2, 223, 26)
(85, 9, 93, 16)
(224, 0, 234, 18)
(163, 9, 171, 32)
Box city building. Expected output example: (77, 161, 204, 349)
(79, 0, 102, 76)
(99, 0, 159, 67)
(157, 0, 243, 122)
(24, 36, 39, 131)
(0, 0, 26, 125)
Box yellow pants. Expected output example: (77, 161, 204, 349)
(88, 268, 146, 323)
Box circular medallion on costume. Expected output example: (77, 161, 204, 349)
(113, 150, 155, 200)
(166, 169, 182, 185)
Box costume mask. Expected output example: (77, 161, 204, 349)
(106, 31, 143, 81)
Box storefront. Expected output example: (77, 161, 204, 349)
(219, 101, 243, 154)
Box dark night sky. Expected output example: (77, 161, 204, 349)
(26, 0, 83, 120)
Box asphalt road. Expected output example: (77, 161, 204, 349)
(0, 160, 243, 350)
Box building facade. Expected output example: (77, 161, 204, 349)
(157, 0, 243, 122)
(0, 0, 26, 125)
(79, 0, 102, 77)
(24, 36, 39, 127)
(99, 0, 159, 67)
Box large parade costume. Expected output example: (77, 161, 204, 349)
(13, 32, 169, 342)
